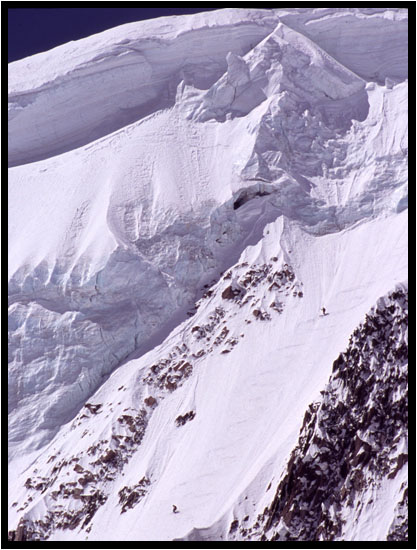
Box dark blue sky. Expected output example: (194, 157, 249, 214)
(8, 7, 225, 62)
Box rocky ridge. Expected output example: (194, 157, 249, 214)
(8, 255, 303, 541)
(228, 286, 408, 541)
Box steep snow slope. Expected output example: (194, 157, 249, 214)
(259, 286, 408, 542)
(8, 7, 408, 542)
(8, 212, 407, 541)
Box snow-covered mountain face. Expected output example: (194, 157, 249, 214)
(8, 7, 408, 542)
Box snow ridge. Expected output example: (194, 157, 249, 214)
(8, 10, 280, 168)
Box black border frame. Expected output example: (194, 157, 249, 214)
(3, 3, 415, 548)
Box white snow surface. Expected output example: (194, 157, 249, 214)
(8, 7, 408, 541)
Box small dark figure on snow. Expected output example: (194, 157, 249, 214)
(172, 505, 179, 514)
(321, 307, 327, 316)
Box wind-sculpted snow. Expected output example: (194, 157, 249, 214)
(8, 8, 407, 168)
(8, 7, 408, 542)
(186, 22, 367, 123)
(278, 8, 408, 84)
(8, 9, 280, 167)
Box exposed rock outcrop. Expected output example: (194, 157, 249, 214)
(258, 286, 408, 541)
